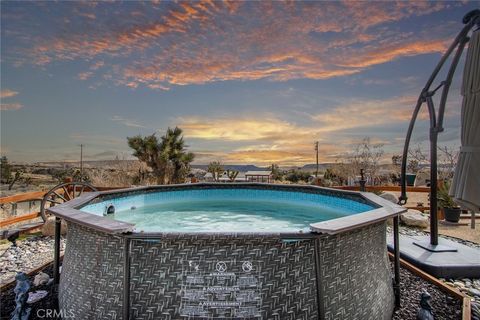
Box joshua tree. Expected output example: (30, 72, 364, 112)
(0, 156, 24, 190)
(271, 164, 284, 181)
(127, 127, 194, 185)
(226, 169, 239, 182)
(207, 161, 223, 182)
(163, 127, 195, 184)
(52, 167, 89, 184)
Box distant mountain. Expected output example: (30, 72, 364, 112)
(192, 164, 268, 172)
(300, 163, 332, 171)
(32, 160, 341, 172)
(34, 160, 139, 168)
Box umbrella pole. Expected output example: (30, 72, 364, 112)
(399, 11, 480, 247)
(429, 119, 439, 245)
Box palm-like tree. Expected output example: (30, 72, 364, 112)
(127, 127, 194, 185)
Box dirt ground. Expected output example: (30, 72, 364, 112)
(436, 222, 480, 244)
(385, 191, 480, 244)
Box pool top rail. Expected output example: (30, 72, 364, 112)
(47, 183, 406, 236)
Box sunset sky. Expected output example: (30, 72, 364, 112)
(1, 1, 477, 165)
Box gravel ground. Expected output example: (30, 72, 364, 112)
(0, 235, 65, 286)
(388, 225, 480, 319)
(0, 227, 477, 319)
(0, 261, 464, 320)
(392, 264, 462, 320)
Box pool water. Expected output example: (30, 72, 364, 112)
(81, 188, 375, 233)
(111, 199, 354, 233)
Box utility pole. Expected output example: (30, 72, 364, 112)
(79, 144, 84, 178)
(314, 141, 319, 177)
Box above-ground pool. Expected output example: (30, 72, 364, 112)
(81, 187, 375, 233)
(49, 183, 405, 320)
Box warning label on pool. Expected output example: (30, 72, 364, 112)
(180, 259, 262, 318)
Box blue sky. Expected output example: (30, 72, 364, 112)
(0, 1, 477, 165)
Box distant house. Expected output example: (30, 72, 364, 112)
(203, 172, 215, 182)
(245, 171, 273, 183)
(201, 171, 247, 183)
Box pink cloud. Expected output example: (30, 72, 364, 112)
(6, 1, 466, 88)
(0, 103, 23, 111)
(78, 71, 93, 80)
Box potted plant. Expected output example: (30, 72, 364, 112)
(437, 181, 461, 222)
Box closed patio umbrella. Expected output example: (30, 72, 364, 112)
(449, 29, 480, 212)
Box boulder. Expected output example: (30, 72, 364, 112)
(41, 218, 67, 236)
(400, 209, 429, 228)
(380, 192, 398, 204)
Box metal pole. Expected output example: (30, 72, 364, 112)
(80, 144, 84, 178)
(123, 238, 131, 320)
(313, 238, 325, 320)
(53, 217, 61, 285)
(429, 127, 439, 245)
(393, 215, 401, 309)
(315, 141, 319, 178)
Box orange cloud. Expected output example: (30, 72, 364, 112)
(177, 113, 407, 165)
(179, 117, 316, 143)
(337, 39, 448, 68)
(193, 144, 347, 166)
(310, 96, 427, 131)
(0, 89, 19, 99)
(6, 1, 463, 88)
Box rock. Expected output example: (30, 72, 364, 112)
(41, 218, 67, 236)
(472, 301, 480, 318)
(400, 209, 429, 228)
(468, 288, 480, 298)
(0, 236, 67, 284)
(380, 192, 398, 204)
(27, 290, 48, 304)
(33, 272, 50, 286)
(453, 281, 465, 289)
(0, 242, 12, 251)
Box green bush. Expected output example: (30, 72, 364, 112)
(437, 180, 458, 208)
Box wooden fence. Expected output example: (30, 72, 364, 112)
(0, 186, 125, 229)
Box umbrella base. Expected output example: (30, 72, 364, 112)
(413, 241, 458, 252)
(387, 235, 480, 278)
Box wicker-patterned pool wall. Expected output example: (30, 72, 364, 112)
(59, 220, 394, 320)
